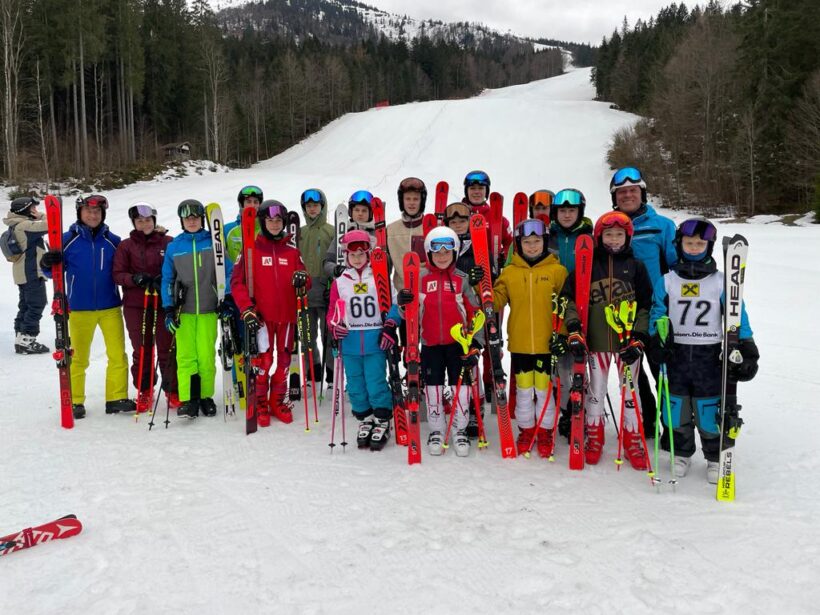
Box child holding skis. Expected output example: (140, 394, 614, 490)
(161, 199, 231, 418)
(492, 218, 568, 457)
(113, 203, 176, 412)
(398, 226, 483, 456)
(561, 211, 653, 469)
(327, 230, 400, 450)
(649, 216, 758, 483)
(230, 201, 309, 427)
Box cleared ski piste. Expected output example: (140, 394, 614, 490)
(2, 67, 818, 614)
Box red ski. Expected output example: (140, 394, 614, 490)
(489, 192, 504, 276)
(470, 214, 516, 459)
(403, 252, 422, 464)
(372, 196, 387, 248)
(45, 195, 74, 429)
(513, 192, 529, 232)
(1, 515, 82, 557)
(569, 234, 594, 470)
(435, 181, 449, 224)
(422, 213, 437, 237)
(241, 206, 259, 435)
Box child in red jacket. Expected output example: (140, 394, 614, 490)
(230, 201, 309, 427)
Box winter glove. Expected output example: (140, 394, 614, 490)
(151, 275, 164, 292)
(461, 340, 483, 369)
(567, 332, 587, 361)
(241, 308, 262, 331)
(333, 264, 346, 278)
(217, 300, 232, 319)
(132, 272, 152, 289)
(549, 333, 569, 357)
(619, 339, 644, 365)
(379, 320, 399, 351)
(292, 270, 308, 291)
(468, 266, 485, 286)
(397, 288, 414, 306)
(648, 332, 674, 364)
(40, 250, 62, 268)
(728, 338, 759, 382)
(164, 312, 180, 334)
(331, 321, 349, 340)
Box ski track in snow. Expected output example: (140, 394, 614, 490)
(2, 67, 819, 614)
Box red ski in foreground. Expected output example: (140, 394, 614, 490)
(1, 515, 83, 557)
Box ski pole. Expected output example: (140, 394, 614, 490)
(134, 288, 151, 422)
(656, 316, 677, 488)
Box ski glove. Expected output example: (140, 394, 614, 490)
(151, 275, 164, 292)
(292, 270, 308, 289)
(241, 308, 262, 330)
(331, 321, 349, 340)
(132, 272, 152, 289)
(728, 338, 759, 382)
(567, 332, 587, 360)
(461, 340, 483, 369)
(379, 320, 399, 351)
(619, 339, 644, 365)
(549, 333, 569, 357)
(397, 288, 414, 306)
(165, 312, 180, 334)
(333, 264, 346, 278)
(217, 301, 233, 319)
(648, 333, 674, 364)
(468, 266, 485, 286)
(40, 250, 62, 268)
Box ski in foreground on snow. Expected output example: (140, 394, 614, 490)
(1, 515, 83, 557)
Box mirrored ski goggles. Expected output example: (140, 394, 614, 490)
(553, 189, 584, 207)
(530, 190, 554, 208)
(516, 219, 547, 238)
(77, 194, 109, 209)
(428, 237, 457, 252)
(344, 241, 371, 254)
(464, 171, 490, 187)
(178, 201, 205, 218)
(611, 167, 644, 188)
(301, 189, 324, 205)
(240, 185, 263, 198)
(400, 177, 425, 191)
(262, 204, 287, 220)
(349, 190, 374, 206)
(679, 218, 717, 241)
(445, 203, 471, 221)
(129, 203, 157, 219)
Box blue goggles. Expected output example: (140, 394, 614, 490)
(553, 189, 584, 207)
(349, 190, 374, 206)
(611, 167, 644, 188)
(429, 237, 457, 252)
(679, 218, 717, 241)
(301, 189, 324, 205)
(464, 171, 490, 187)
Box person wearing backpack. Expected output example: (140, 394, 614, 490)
(2, 196, 49, 354)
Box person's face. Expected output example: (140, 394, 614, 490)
(556, 207, 579, 229)
(403, 192, 422, 216)
(533, 204, 549, 219)
(351, 204, 371, 223)
(614, 185, 642, 213)
(265, 216, 284, 235)
(602, 228, 627, 252)
(431, 249, 454, 269)
(134, 216, 155, 235)
(183, 215, 202, 232)
(681, 235, 709, 255)
(80, 206, 103, 228)
(467, 184, 487, 205)
(347, 249, 368, 268)
(305, 202, 321, 219)
(521, 235, 543, 258)
(242, 196, 261, 210)
(447, 215, 469, 235)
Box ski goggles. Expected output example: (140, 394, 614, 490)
(444, 203, 470, 221)
(464, 171, 490, 187)
(515, 219, 547, 238)
(178, 200, 205, 218)
(553, 189, 584, 207)
(679, 218, 717, 241)
(529, 190, 554, 208)
(349, 190, 374, 206)
(262, 204, 287, 220)
(610, 167, 645, 190)
(597, 211, 632, 232)
(77, 194, 109, 209)
(129, 203, 157, 219)
(344, 241, 371, 254)
(399, 177, 425, 192)
(240, 185, 263, 199)
(300, 189, 324, 205)
(428, 237, 457, 252)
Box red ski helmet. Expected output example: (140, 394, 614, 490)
(593, 211, 633, 251)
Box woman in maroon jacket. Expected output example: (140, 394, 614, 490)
(113, 203, 175, 412)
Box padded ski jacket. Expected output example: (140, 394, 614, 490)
(113, 228, 173, 308)
(161, 229, 228, 315)
(299, 206, 334, 308)
(493, 253, 568, 354)
(386, 214, 424, 290)
(548, 217, 593, 274)
(3, 211, 48, 285)
(230, 233, 308, 325)
(626, 204, 678, 290)
(417, 262, 482, 348)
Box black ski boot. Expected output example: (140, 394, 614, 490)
(106, 399, 136, 414)
(72, 404, 86, 419)
(199, 398, 217, 417)
(357, 418, 376, 448)
(177, 400, 199, 418)
(369, 417, 391, 451)
(15, 333, 49, 354)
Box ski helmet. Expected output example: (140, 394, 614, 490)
(258, 200, 288, 240)
(75, 194, 108, 222)
(514, 218, 549, 261)
(675, 215, 718, 260)
(397, 177, 427, 214)
(340, 229, 373, 266)
(463, 170, 491, 201)
(177, 199, 205, 229)
(237, 185, 263, 208)
(128, 202, 157, 225)
(444, 202, 471, 224)
(593, 211, 633, 252)
(551, 188, 586, 222)
(528, 190, 554, 215)
(300, 188, 327, 211)
(348, 190, 374, 222)
(609, 167, 647, 208)
(10, 196, 38, 217)
(424, 226, 460, 267)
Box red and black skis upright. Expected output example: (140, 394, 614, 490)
(470, 214, 516, 459)
(241, 206, 259, 435)
(569, 234, 594, 470)
(372, 197, 387, 248)
(403, 252, 422, 464)
(435, 181, 449, 224)
(513, 192, 529, 233)
(489, 192, 504, 277)
(45, 195, 73, 429)
(1, 514, 82, 557)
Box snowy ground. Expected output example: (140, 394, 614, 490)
(2, 67, 819, 614)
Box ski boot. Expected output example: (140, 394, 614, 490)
(72, 404, 86, 419)
(106, 399, 136, 414)
(536, 427, 554, 459)
(258, 410, 271, 428)
(369, 417, 391, 451)
(177, 400, 199, 418)
(427, 431, 444, 456)
(136, 391, 153, 413)
(584, 421, 604, 465)
(166, 392, 181, 410)
(706, 461, 719, 484)
(516, 426, 536, 456)
(674, 456, 692, 477)
(357, 418, 376, 448)
(15, 333, 49, 354)
(453, 429, 470, 457)
(623, 429, 649, 471)
(270, 400, 294, 424)
(199, 398, 217, 417)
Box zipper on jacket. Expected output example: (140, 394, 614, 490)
(528, 269, 535, 353)
(193, 236, 200, 314)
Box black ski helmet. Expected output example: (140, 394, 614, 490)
(75, 194, 108, 222)
(237, 185, 263, 208)
(551, 188, 586, 222)
(177, 199, 206, 229)
(348, 190, 374, 222)
(300, 188, 327, 211)
(463, 170, 490, 201)
(397, 177, 427, 214)
(514, 218, 549, 264)
(674, 215, 718, 260)
(10, 196, 39, 217)
(258, 200, 288, 240)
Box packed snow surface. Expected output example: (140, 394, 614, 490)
(2, 68, 818, 614)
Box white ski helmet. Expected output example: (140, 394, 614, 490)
(424, 226, 460, 266)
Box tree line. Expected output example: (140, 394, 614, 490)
(593, 0, 820, 217)
(0, 0, 563, 187)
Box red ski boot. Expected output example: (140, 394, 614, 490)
(258, 410, 271, 428)
(136, 391, 152, 413)
(584, 421, 605, 465)
(517, 426, 536, 456)
(535, 427, 554, 458)
(623, 428, 649, 471)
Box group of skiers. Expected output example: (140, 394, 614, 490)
(2, 166, 760, 484)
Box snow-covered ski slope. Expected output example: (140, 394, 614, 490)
(2, 68, 819, 614)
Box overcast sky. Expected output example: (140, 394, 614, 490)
(365, 0, 709, 44)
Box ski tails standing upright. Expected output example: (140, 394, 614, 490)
(470, 214, 516, 459)
(403, 252, 422, 464)
(241, 206, 259, 435)
(45, 195, 73, 429)
(435, 181, 449, 225)
(717, 234, 749, 502)
(568, 234, 594, 470)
